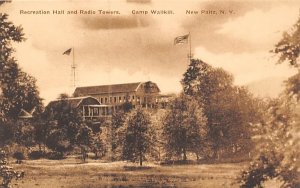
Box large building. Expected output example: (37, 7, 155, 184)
(73, 81, 161, 109)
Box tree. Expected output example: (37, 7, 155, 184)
(162, 94, 207, 161)
(90, 134, 105, 159)
(14, 121, 36, 148)
(239, 16, 300, 188)
(77, 125, 94, 162)
(42, 95, 83, 155)
(0, 13, 43, 120)
(110, 110, 127, 160)
(181, 59, 213, 104)
(273, 17, 300, 68)
(122, 108, 153, 166)
(239, 96, 299, 188)
(33, 120, 49, 152)
(181, 59, 259, 159)
(45, 121, 72, 156)
(285, 72, 300, 100)
(0, 121, 14, 147)
(273, 16, 300, 99)
(0, 11, 43, 165)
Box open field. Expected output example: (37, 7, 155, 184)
(9, 157, 247, 188)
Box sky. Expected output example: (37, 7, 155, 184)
(1, 0, 299, 104)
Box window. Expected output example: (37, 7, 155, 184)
(109, 97, 112, 103)
(105, 97, 108, 103)
(119, 96, 122, 103)
(114, 97, 117, 103)
(84, 106, 89, 116)
(108, 107, 112, 115)
(101, 107, 105, 115)
(100, 98, 103, 103)
(93, 108, 99, 115)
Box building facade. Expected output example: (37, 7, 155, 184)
(46, 96, 113, 120)
(73, 81, 161, 109)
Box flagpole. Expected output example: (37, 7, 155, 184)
(189, 32, 192, 63)
(72, 47, 76, 88)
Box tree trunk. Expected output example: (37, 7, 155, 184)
(139, 151, 143, 166)
(43, 144, 46, 154)
(183, 147, 187, 161)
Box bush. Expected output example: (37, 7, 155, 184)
(1, 149, 24, 187)
(28, 151, 44, 160)
(46, 151, 64, 160)
(13, 152, 25, 161)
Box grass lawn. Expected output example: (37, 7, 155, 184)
(10, 157, 246, 188)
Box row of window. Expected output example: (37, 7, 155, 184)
(83, 106, 113, 116)
(99, 95, 146, 104)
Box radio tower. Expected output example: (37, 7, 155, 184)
(72, 47, 76, 88)
(63, 47, 77, 93)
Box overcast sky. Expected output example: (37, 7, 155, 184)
(1, 0, 299, 104)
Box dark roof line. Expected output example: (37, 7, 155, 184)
(74, 82, 143, 95)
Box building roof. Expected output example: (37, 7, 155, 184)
(47, 96, 100, 109)
(74, 82, 143, 96)
(18, 109, 33, 119)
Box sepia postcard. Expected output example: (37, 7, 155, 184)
(0, 0, 299, 187)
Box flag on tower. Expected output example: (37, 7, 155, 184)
(63, 48, 72, 55)
(174, 34, 189, 45)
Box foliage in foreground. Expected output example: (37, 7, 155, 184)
(0, 149, 24, 188)
(239, 15, 300, 188)
(0, 13, 43, 121)
(238, 97, 299, 188)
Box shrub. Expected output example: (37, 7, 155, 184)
(28, 151, 44, 160)
(0, 149, 24, 187)
(12, 152, 25, 161)
(12, 152, 25, 164)
(46, 151, 64, 160)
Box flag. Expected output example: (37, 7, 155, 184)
(63, 48, 72, 55)
(174, 34, 189, 45)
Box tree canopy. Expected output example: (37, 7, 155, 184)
(240, 15, 300, 188)
(181, 59, 260, 159)
(162, 94, 207, 161)
(0, 13, 43, 120)
(122, 108, 153, 166)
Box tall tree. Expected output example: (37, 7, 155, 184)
(181, 59, 259, 159)
(239, 96, 299, 188)
(182, 59, 213, 105)
(0, 13, 43, 120)
(122, 108, 153, 166)
(273, 17, 300, 99)
(42, 95, 83, 155)
(77, 125, 94, 162)
(162, 94, 207, 161)
(110, 110, 127, 160)
(240, 16, 300, 188)
(273, 17, 300, 68)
